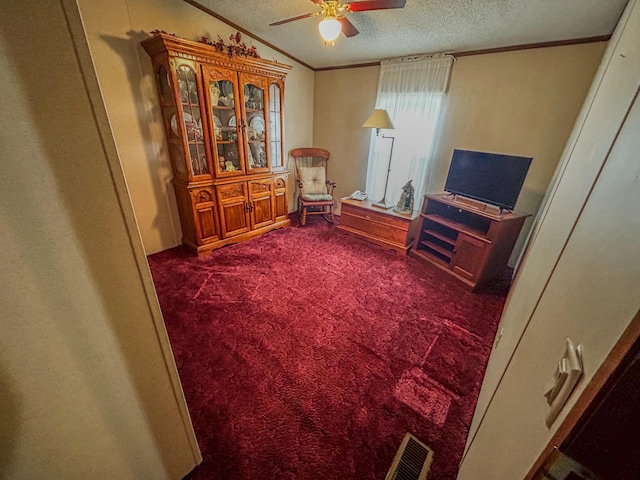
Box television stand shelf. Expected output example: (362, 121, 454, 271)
(409, 193, 529, 291)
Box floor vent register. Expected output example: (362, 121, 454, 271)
(385, 433, 434, 480)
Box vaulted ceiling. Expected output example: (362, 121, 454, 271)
(187, 0, 629, 69)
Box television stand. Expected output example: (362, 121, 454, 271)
(409, 193, 530, 291)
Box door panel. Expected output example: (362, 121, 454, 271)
(239, 73, 270, 174)
(202, 65, 245, 178)
(249, 178, 274, 229)
(274, 175, 288, 220)
(451, 234, 488, 281)
(216, 182, 250, 237)
(191, 187, 219, 243)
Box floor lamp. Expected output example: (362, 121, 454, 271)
(363, 109, 395, 209)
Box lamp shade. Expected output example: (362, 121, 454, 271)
(319, 18, 342, 42)
(362, 109, 395, 130)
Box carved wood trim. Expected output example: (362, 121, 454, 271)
(241, 73, 269, 88)
(189, 187, 214, 203)
(141, 33, 291, 78)
(251, 182, 272, 194)
(205, 67, 236, 81)
(218, 183, 244, 200)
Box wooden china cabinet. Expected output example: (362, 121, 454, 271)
(141, 32, 291, 255)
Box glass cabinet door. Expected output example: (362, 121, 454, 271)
(176, 64, 210, 177)
(268, 82, 284, 171)
(203, 67, 245, 177)
(239, 74, 269, 174)
(154, 64, 188, 179)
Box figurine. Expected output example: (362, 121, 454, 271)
(209, 82, 220, 106)
(393, 180, 415, 214)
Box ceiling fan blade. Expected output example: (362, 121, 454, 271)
(344, 0, 406, 12)
(338, 16, 360, 37)
(269, 12, 318, 26)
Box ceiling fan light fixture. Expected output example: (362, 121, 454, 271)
(319, 17, 342, 43)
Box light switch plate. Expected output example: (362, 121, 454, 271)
(545, 339, 583, 427)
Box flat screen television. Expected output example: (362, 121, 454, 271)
(444, 149, 532, 211)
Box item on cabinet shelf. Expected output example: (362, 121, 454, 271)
(178, 78, 188, 102)
(191, 155, 208, 176)
(225, 149, 239, 168)
(251, 87, 263, 109)
(214, 117, 222, 140)
(249, 143, 266, 168)
(218, 156, 225, 170)
(220, 94, 234, 107)
(249, 116, 265, 135)
(247, 127, 258, 141)
(170, 112, 203, 140)
(150, 29, 176, 36)
(222, 130, 237, 142)
(188, 80, 198, 103)
(393, 180, 414, 214)
(247, 145, 256, 167)
(199, 32, 261, 59)
(228, 115, 236, 126)
(221, 81, 233, 97)
(186, 120, 203, 141)
(225, 160, 236, 171)
(170, 114, 178, 136)
(209, 81, 220, 106)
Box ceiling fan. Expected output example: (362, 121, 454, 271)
(269, 0, 407, 44)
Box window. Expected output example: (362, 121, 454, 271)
(366, 55, 454, 206)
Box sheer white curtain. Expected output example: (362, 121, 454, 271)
(366, 54, 454, 205)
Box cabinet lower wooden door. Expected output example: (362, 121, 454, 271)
(190, 187, 219, 244)
(274, 175, 288, 221)
(217, 182, 250, 238)
(451, 234, 490, 282)
(248, 178, 275, 229)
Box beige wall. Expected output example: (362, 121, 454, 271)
(431, 42, 606, 264)
(312, 44, 604, 257)
(77, 0, 314, 254)
(0, 0, 199, 478)
(460, 0, 640, 476)
(314, 66, 380, 206)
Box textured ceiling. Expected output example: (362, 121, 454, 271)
(189, 0, 629, 69)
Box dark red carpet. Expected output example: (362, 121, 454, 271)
(147, 216, 507, 480)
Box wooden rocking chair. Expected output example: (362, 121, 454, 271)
(291, 148, 337, 226)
